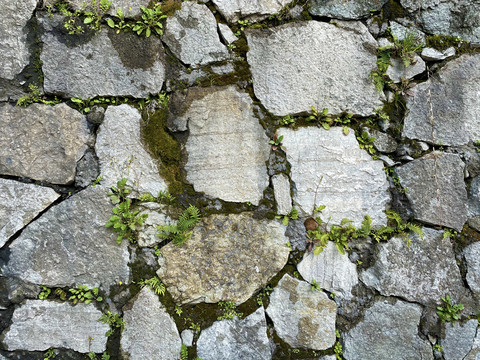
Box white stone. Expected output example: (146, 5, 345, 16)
(386, 54, 426, 83)
(272, 173, 292, 216)
(211, 0, 291, 22)
(443, 320, 478, 360)
(218, 23, 238, 44)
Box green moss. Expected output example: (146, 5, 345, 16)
(159, 0, 182, 17)
(384, 0, 405, 20)
(426, 34, 479, 55)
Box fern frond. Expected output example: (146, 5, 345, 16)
(407, 223, 424, 240)
(386, 210, 403, 227)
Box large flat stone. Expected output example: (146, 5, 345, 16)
(121, 287, 181, 360)
(360, 228, 464, 305)
(463, 242, 480, 299)
(211, 0, 291, 22)
(396, 152, 468, 230)
(197, 307, 272, 360)
(2, 300, 109, 353)
(0, 179, 60, 249)
(443, 320, 478, 360)
(266, 274, 337, 350)
(403, 54, 480, 146)
(343, 299, 433, 360)
(309, 0, 388, 19)
(0, 1, 36, 80)
(40, 15, 165, 98)
(246, 21, 382, 116)
(278, 127, 389, 227)
(0, 103, 90, 184)
(157, 213, 289, 305)
(163, 2, 229, 66)
(96, 104, 167, 196)
(179, 86, 270, 205)
(2, 186, 130, 290)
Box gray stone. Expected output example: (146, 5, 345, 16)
(389, 21, 426, 44)
(278, 127, 389, 228)
(181, 330, 194, 347)
(272, 174, 292, 216)
(157, 213, 289, 305)
(2, 300, 109, 353)
(400, 0, 480, 44)
(121, 287, 181, 360)
(360, 228, 464, 304)
(86, 106, 105, 125)
(180, 86, 270, 205)
(297, 242, 358, 299)
(0, 179, 59, 248)
(218, 23, 238, 44)
(40, 15, 166, 98)
(211, 0, 291, 22)
(378, 154, 396, 167)
(343, 299, 433, 360)
(211, 63, 235, 75)
(163, 2, 230, 66)
(396, 152, 468, 230)
(310, 0, 388, 19)
(368, 129, 397, 153)
(197, 307, 272, 360)
(0, 1, 36, 80)
(2, 186, 130, 290)
(403, 54, 480, 146)
(386, 54, 426, 83)
(95, 105, 167, 196)
(266, 274, 337, 350)
(137, 203, 174, 248)
(246, 21, 382, 117)
(443, 320, 478, 360)
(368, 18, 389, 38)
(44, 0, 150, 17)
(469, 217, 480, 232)
(465, 329, 480, 360)
(469, 176, 480, 218)
(421, 47, 448, 61)
(0, 103, 90, 184)
(75, 150, 99, 188)
(464, 242, 480, 299)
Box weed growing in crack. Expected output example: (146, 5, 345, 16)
(437, 294, 464, 325)
(98, 310, 124, 337)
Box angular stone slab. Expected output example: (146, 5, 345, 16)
(360, 228, 464, 304)
(463, 242, 480, 299)
(197, 307, 272, 360)
(157, 213, 289, 305)
(211, 0, 291, 22)
(443, 320, 478, 360)
(297, 242, 358, 299)
(2, 300, 109, 353)
(266, 274, 337, 350)
(343, 299, 433, 360)
(2, 186, 130, 289)
(40, 15, 165, 98)
(396, 152, 468, 230)
(180, 86, 270, 205)
(246, 21, 382, 116)
(0, 103, 90, 184)
(163, 2, 229, 66)
(136, 203, 174, 248)
(386, 54, 425, 83)
(272, 173, 292, 216)
(0, 1, 36, 80)
(309, 0, 388, 19)
(0, 179, 59, 248)
(121, 287, 181, 360)
(278, 127, 389, 227)
(95, 104, 167, 196)
(403, 54, 480, 146)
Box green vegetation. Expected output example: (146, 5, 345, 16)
(44, 348, 56, 360)
(68, 285, 103, 304)
(372, 209, 424, 246)
(310, 279, 321, 292)
(474, 140, 480, 153)
(71, 96, 127, 113)
(356, 131, 376, 155)
(437, 294, 464, 325)
(433, 344, 443, 353)
(234, 19, 249, 36)
(156, 205, 200, 246)
(16, 84, 61, 107)
(280, 115, 296, 127)
(57, 0, 112, 34)
(98, 310, 124, 337)
(137, 276, 166, 296)
(132, 5, 166, 37)
(393, 32, 423, 67)
(308, 106, 331, 130)
(256, 285, 273, 306)
(87, 352, 110, 360)
(276, 207, 299, 226)
(334, 330, 343, 360)
(217, 301, 243, 320)
(38, 286, 51, 300)
(269, 134, 284, 150)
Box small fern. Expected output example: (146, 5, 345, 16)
(137, 276, 165, 296)
(372, 210, 424, 246)
(156, 205, 200, 245)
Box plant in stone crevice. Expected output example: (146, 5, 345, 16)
(437, 294, 464, 326)
(156, 205, 200, 246)
(308, 106, 332, 130)
(392, 31, 423, 68)
(256, 285, 273, 306)
(87, 352, 110, 360)
(217, 301, 243, 320)
(57, 0, 112, 35)
(98, 310, 124, 337)
(269, 134, 284, 151)
(68, 285, 103, 304)
(276, 207, 299, 226)
(372, 209, 423, 247)
(43, 348, 56, 360)
(70, 96, 128, 114)
(334, 330, 343, 360)
(356, 130, 376, 155)
(38, 286, 51, 300)
(132, 4, 166, 37)
(136, 276, 166, 296)
(16, 84, 61, 107)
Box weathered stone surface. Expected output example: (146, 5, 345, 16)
(389, 21, 426, 44)
(400, 0, 480, 44)
(40, 15, 165, 98)
(464, 242, 480, 299)
(197, 307, 272, 360)
(266, 274, 337, 350)
(386, 54, 425, 83)
(421, 47, 454, 61)
(297, 242, 358, 299)
(95, 105, 167, 196)
(75, 149, 99, 188)
(44, 0, 150, 17)
(278, 127, 389, 228)
(163, 2, 229, 66)
(0, 179, 59, 249)
(0, 1, 36, 80)
(157, 213, 289, 305)
(179, 86, 270, 205)
(360, 228, 464, 304)
(465, 329, 480, 360)
(2, 186, 130, 289)
(272, 173, 292, 216)
(246, 21, 382, 116)
(310, 0, 388, 19)
(396, 152, 468, 230)
(211, 0, 291, 22)
(443, 320, 478, 360)
(218, 23, 237, 44)
(469, 176, 480, 218)
(137, 203, 173, 248)
(343, 299, 433, 360)
(121, 287, 181, 360)
(368, 129, 397, 153)
(181, 330, 194, 347)
(2, 300, 109, 353)
(403, 54, 480, 146)
(0, 103, 90, 184)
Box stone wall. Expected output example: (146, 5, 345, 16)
(0, 0, 479, 359)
